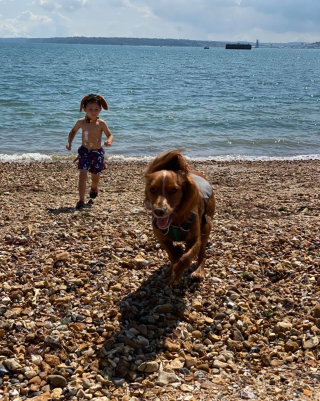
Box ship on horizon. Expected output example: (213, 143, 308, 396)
(225, 43, 252, 50)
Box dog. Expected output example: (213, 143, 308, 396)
(144, 150, 215, 286)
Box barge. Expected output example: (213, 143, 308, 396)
(225, 43, 252, 50)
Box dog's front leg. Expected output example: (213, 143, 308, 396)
(159, 239, 182, 264)
(164, 237, 201, 286)
(153, 229, 183, 264)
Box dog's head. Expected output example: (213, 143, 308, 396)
(145, 169, 198, 229)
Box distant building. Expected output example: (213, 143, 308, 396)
(256, 39, 259, 48)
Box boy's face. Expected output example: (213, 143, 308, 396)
(84, 102, 102, 119)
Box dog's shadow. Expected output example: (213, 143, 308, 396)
(98, 263, 201, 383)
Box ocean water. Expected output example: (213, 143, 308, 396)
(1, 43, 320, 161)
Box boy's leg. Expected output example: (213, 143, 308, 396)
(78, 169, 88, 202)
(91, 173, 100, 189)
(90, 173, 100, 198)
(89, 148, 105, 198)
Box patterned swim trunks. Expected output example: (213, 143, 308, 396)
(78, 146, 106, 174)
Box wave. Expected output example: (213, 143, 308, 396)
(1, 152, 320, 163)
(0, 153, 53, 162)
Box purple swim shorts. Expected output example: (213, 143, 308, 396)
(78, 145, 106, 174)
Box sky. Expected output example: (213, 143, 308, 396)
(0, 0, 320, 43)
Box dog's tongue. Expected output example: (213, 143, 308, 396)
(156, 216, 170, 228)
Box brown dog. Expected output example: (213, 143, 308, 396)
(144, 150, 215, 285)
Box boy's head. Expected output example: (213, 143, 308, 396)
(80, 94, 108, 112)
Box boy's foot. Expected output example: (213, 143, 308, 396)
(89, 187, 98, 199)
(76, 200, 86, 209)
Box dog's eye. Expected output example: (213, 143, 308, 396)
(149, 188, 156, 194)
(170, 188, 178, 195)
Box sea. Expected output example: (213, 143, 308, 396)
(1, 43, 320, 162)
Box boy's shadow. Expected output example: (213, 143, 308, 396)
(47, 201, 93, 215)
(98, 263, 201, 383)
(47, 207, 75, 215)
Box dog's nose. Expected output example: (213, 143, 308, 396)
(154, 208, 166, 217)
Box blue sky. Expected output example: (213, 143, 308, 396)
(0, 0, 320, 43)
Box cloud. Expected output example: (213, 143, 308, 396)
(33, 0, 87, 13)
(0, 10, 70, 37)
(102, 0, 320, 41)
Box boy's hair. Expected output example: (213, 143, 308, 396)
(80, 94, 108, 112)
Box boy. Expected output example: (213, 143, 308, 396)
(66, 94, 114, 209)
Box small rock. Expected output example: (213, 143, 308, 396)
(242, 271, 255, 281)
(137, 361, 159, 373)
(164, 338, 180, 352)
(284, 341, 299, 352)
(311, 304, 320, 318)
(4, 358, 22, 372)
(155, 370, 180, 386)
(47, 374, 67, 388)
(277, 321, 292, 332)
(56, 251, 69, 261)
(302, 336, 319, 349)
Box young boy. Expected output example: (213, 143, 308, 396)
(66, 94, 114, 209)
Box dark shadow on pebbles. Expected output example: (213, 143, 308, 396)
(47, 207, 76, 215)
(98, 263, 202, 385)
(47, 202, 93, 215)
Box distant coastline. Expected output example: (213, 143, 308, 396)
(0, 36, 319, 49)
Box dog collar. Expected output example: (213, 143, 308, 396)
(153, 211, 197, 242)
(85, 116, 99, 123)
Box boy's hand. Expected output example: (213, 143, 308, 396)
(104, 140, 112, 147)
(66, 143, 71, 151)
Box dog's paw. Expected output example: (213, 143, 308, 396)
(190, 264, 205, 281)
(164, 265, 184, 286)
(190, 269, 205, 281)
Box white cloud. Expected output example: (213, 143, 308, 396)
(33, 0, 87, 12)
(0, 10, 71, 37)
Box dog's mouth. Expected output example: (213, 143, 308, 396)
(155, 214, 172, 229)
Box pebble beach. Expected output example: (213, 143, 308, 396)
(1, 159, 320, 401)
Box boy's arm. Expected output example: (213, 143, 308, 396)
(103, 122, 114, 147)
(66, 121, 81, 151)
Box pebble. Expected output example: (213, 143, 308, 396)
(47, 375, 67, 388)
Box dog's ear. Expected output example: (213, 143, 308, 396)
(80, 95, 89, 112)
(79, 94, 108, 111)
(144, 173, 153, 209)
(97, 94, 108, 110)
(175, 172, 199, 221)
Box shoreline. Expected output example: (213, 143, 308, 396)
(1, 159, 320, 400)
(1, 152, 320, 163)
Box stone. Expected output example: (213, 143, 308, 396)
(284, 341, 299, 352)
(47, 375, 67, 388)
(115, 359, 130, 378)
(44, 354, 60, 367)
(137, 361, 159, 373)
(25, 393, 51, 401)
(155, 370, 180, 386)
(302, 336, 319, 349)
(154, 304, 174, 313)
(4, 358, 22, 372)
(277, 321, 292, 332)
(311, 304, 320, 318)
(164, 338, 180, 352)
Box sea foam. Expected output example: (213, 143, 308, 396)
(0, 153, 53, 162)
